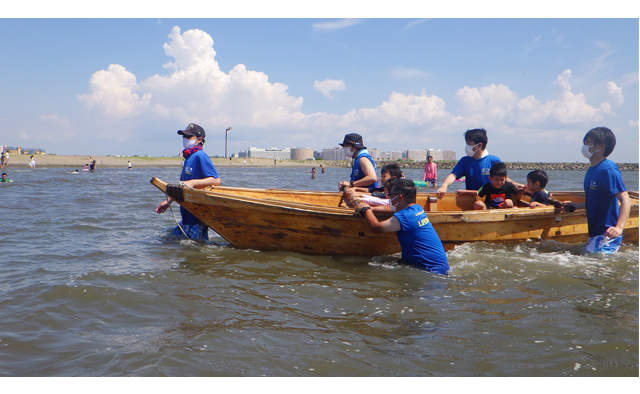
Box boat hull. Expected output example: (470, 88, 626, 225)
(151, 178, 639, 256)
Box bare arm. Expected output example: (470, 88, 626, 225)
(362, 208, 401, 233)
(183, 177, 220, 189)
(606, 191, 630, 238)
(436, 173, 457, 198)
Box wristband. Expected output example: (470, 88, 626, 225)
(359, 206, 371, 217)
(350, 181, 354, 187)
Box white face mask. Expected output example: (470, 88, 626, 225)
(389, 195, 399, 212)
(343, 147, 354, 158)
(581, 144, 600, 159)
(183, 137, 197, 150)
(465, 143, 479, 157)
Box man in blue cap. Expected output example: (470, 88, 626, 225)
(338, 133, 377, 193)
(155, 123, 221, 240)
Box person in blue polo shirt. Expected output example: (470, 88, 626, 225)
(354, 179, 449, 275)
(564, 127, 630, 254)
(338, 133, 378, 193)
(155, 123, 221, 240)
(437, 128, 522, 198)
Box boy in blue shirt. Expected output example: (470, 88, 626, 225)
(437, 128, 522, 198)
(155, 123, 221, 240)
(565, 127, 630, 254)
(353, 179, 449, 275)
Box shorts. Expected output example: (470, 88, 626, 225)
(585, 235, 622, 254)
(172, 223, 209, 240)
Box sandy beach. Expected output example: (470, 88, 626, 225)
(2, 154, 319, 169)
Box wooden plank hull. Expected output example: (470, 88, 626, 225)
(151, 177, 639, 256)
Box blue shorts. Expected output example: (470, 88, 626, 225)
(585, 235, 622, 254)
(172, 223, 209, 240)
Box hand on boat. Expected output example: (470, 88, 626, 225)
(436, 185, 447, 198)
(338, 181, 350, 191)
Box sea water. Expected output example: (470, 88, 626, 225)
(0, 165, 637, 377)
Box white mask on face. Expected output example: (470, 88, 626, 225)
(343, 147, 354, 158)
(581, 144, 600, 159)
(465, 143, 479, 157)
(183, 138, 197, 150)
(389, 195, 399, 212)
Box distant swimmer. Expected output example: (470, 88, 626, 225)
(72, 169, 79, 174)
(1, 172, 13, 183)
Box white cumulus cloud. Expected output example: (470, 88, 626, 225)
(313, 79, 346, 99)
(78, 64, 151, 118)
(606, 81, 624, 106)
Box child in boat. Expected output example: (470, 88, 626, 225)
(526, 170, 550, 208)
(474, 162, 519, 210)
(344, 163, 403, 206)
(564, 127, 630, 254)
(423, 155, 437, 186)
(353, 179, 449, 275)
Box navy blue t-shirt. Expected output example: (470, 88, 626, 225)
(451, 154, 502, 190)
(584, 159, 626, 237)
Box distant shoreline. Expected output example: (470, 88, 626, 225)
(2, 154, 638, 171)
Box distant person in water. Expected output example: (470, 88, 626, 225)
(564, 127, 630, 254)
(338, 133, 377, 192)
(423, 155, 437, 186)
(128, 161, 132, 169)
(1, 172, 13, 182)
(29, 156, 36, 169)
(311, 167, 316, 179)
(155, 123, 221, 240)
(320, 163, 325, 174)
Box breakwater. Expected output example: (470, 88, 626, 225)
(326, 160, 639, 171)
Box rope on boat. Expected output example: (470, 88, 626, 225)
(165, 187, 188, 239)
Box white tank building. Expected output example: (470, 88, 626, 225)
(290, 147, 314, 160)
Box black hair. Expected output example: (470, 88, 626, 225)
(389, 178, 417, 203)
(427, 155, 433, 160)
(583, 127, 616, 157)
(381, 163, 403, 180)
(527, 169, 548, 188)
(464, 128, 488, 150)
(2, 173, 6, 176)
(489, 162, 508, 177)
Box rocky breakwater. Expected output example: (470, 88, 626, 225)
(327, 160, 638, 171)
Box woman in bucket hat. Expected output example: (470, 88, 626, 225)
(338, 133, 377, 193)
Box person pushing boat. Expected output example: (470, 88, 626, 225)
(155, 123, 221, 240)
(338, 133, 377, 193)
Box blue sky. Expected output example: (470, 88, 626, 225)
(1, 7, 638, 162)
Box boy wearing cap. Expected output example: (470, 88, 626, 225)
(155, 123, 221, 240)
(338, 133, 377, 193)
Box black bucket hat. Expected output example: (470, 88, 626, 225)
(339, 133, 366, 149)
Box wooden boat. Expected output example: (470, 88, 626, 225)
(150, 177, 639, 256)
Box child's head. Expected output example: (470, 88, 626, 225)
(427, 155, 433, 162)
(526, 169, 548, 192)
(380, 163, 403, 184)
(2, 173, 6, 179)
(383, 178, 398, 198)
(583, 127, 616, 157)
(489, 162, 507, 188)
(464, 128, 488, 150)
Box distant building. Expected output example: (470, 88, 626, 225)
(248, 147, 291, 160)
(404, 149, 428, 161)
(291, 147, 314, 160)
(322, 148, 348, 161)
(378, 151, 403, 160)
(426, 149, 456, 161)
